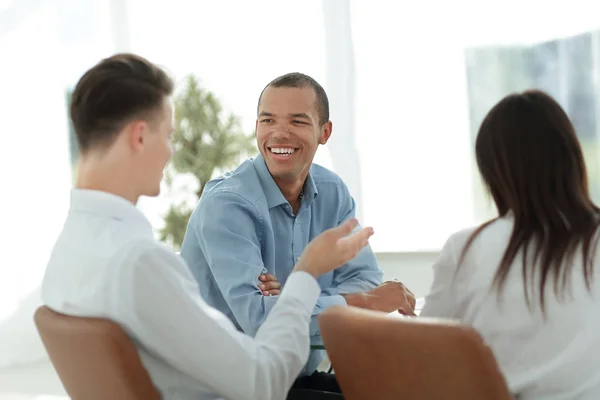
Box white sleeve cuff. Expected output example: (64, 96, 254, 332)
(280, 271, 321, 312)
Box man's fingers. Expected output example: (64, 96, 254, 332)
(258, 274, 281, 294)
(261, 288, 281, 296)
(329, 218, 359, 239)
(259, 280, 281, 291)
(390, 280, 416, 309)
(338, 227, 374, 256)
(407, 292, 416, 309)
(397, 293, 417, 316)
(259, 273, 278, 282)
(339, 227, 374, 246)
(399, 307, 417, 316)
(397, 283, 416, 309)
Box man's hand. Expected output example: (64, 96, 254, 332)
(294, 218, 374, 279)
(258, 273, 281, 296)
(343, 280, 417, 315)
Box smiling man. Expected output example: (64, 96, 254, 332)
(180, 73, 416, 392)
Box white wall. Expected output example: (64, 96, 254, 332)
(377, 252, 438, 298)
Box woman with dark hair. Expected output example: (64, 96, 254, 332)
(420, 90, 600, 399)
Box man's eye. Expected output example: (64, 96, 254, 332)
(292, 120, 307, 125)
(260, 119, 273, 123)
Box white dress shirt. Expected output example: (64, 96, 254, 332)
(420, 215, 600, 400)
(41, 189, 321, 400)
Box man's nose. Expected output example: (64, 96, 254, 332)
(271, 124, 291, 139)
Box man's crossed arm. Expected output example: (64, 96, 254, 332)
(189, 191, 415, 337)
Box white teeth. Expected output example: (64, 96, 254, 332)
(270, 147, 296, 155)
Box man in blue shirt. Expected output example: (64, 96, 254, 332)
(181, 73, 415, 392)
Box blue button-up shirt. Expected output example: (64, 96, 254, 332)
(180, 154, 383, 373)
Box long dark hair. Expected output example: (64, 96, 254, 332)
(460, 90, 600, 312)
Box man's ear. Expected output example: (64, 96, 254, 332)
(127, 120, 148, 152)
(318, 121, 333, 145)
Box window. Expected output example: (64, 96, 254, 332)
(346, 2, 600, 252)
(0, 4, 72, 322)
(466, 30, 600, 222)
(349, 2, 474, 252)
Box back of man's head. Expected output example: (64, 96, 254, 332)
(70, 53, 174, 154)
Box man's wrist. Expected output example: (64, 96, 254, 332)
(341, 292, 369, 309)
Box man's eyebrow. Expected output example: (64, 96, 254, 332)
(258, 111, 274, 117)
(289, 113, 310, 119)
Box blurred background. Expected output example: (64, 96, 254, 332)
(2, 0, 600, 397)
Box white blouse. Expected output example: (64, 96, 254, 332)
(420, 216, 600, 400)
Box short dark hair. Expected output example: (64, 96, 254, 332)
(70, 53, 174, 153)
(258, 72, 330, 125)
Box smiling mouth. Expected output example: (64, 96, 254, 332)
(268, 147, 298, 156)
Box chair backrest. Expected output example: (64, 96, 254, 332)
(286, 389, 344, 399)
(319, 307, 513, 400)
(34, 306, 161, 400)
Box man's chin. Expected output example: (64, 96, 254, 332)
(267, 163, 303, 179)
(142, 187, 162, 198)
(270, 170, 299, 182)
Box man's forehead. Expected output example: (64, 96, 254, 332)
(259, 86, 317, 114)
(260, 87, 316, 107)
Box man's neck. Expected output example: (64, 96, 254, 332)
(76, 157, 140, 205)
(275, 179, 304, 205)
(274, 172, 308, 215)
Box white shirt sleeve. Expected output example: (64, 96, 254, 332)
(116, 241, 320, 400)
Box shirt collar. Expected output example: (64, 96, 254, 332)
(303, 170, 318, 207)
(252, 154, 318, 209)
(69, 189, 153, 236)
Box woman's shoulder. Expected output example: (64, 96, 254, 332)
(445, 216, 514, 254)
